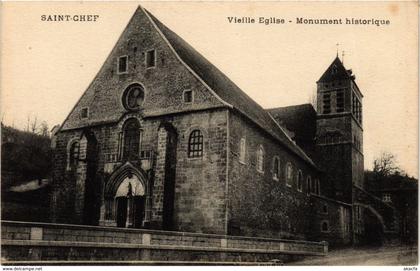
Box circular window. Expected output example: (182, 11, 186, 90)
(123, 84, 145, 110)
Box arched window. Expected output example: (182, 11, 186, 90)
(273, 157, 280, 180)
(314, 178, 321, 195)
(331, 64, 338, 75)
(188, 130, 203, 158)
(333, 134, 341, 143)
(123, 119, 140, 160)
(239, 138, 246, 163)
(286, 162, 293, 187)
(68, 141, 79, 170)
(306, 176, 312, 195)
(325, 133, 333, 144)
(297, 170, 303, 192)
(256, 146, 264, 172)
(321, 221, 329, 232)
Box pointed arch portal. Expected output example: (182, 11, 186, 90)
(103, 162, 151, 228)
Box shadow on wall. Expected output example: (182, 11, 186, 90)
(363, 209, 384, 246)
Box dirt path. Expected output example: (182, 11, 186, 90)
(290, 245, 418, 266)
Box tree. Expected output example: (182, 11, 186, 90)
(25, 114, 39, 133)
(1, 123, 53, 184)
(307, 86, 317, 109)
(373, 151, 401, 179)
(30, 115, 38, 133)
(39, 121, 49, 137)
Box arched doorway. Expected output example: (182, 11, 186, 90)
(103, 163, 150, 228)
(115, 173, 145, 228)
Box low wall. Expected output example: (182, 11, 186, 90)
(1, 220, 327, 264)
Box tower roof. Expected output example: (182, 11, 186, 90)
(317, 56, 353, 83)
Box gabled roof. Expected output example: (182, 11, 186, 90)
(60, 6, 230, 132)
(58, 6, 316, 168)
(144, 8, 317, 168)
(317, 56, 352, 83)
(267, 104, 317, 143)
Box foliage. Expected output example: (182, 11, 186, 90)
(367, 151, 417, 192)
(1, 123, 53, 185)
(372, 151, 402, 179)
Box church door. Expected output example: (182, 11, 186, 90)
(116, 196, 128, 227)
(113, 174, 146, 228)
(132, 196, 145, 228)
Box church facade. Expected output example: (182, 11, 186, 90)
(50, 6, 389, 246)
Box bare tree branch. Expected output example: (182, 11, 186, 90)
(39, 121, 49, 137)
(373, 151, 401, 178)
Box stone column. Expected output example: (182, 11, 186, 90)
(144, 188, 153, 227)
(150, 127, 168, 228)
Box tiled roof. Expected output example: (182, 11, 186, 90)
(267, 104, 317, 160)
(317, 56, 352, 83)
(267, 104, 317, 143)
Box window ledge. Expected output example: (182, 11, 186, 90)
(187, 156, 204, 161)
(309, 192, 321, 196)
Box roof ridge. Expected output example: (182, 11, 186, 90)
(266, 103, 315, 111)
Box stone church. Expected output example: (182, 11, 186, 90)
(51, 6, 397, 246)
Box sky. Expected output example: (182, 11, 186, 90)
(1, 1, 418, 177)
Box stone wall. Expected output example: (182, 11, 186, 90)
(50, 129, 82, 224)
(156, 109, 228, 234)
(1, 221, 327, 263)
(315, 142, 353, 201)
(51, 108, 228, 234)
(227, 111, 320, 239)
(351, 118, 364, 188)
(308, 195, 352, 247)
(353, 186, 399, 244)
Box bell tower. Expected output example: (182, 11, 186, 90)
(316, 56, 364, 203)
